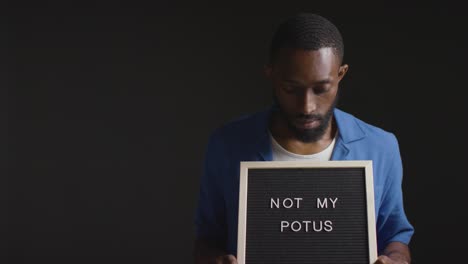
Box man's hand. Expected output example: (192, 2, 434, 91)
(374, 255, 409, 264)
(194, 238, 237, 264)
(214, 255, 237, 264)
(195, 254, 237, 264)
(374, 241, 411, 264)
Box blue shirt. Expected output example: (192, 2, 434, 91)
(195, 108, 414, 255)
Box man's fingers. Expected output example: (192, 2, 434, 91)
(374, 254, 410, 264)
(214, 254, 237, 264)
(223, 255, 237, 264)
(374, 255, 391, 264)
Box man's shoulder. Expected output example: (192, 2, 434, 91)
(335, 109, 399, 150)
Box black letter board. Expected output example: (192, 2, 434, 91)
(237, 161, 377, 264)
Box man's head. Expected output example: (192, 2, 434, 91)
(265, 13, 349, 143)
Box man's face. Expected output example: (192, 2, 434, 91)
(266, 47, 348, 142)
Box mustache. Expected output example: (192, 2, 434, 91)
(295, 114, 323, 121)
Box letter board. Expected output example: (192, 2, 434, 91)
(237, 161, 377, 264)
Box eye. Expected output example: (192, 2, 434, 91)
(313, 86, 330, 95)
(282, 85, 300, 94)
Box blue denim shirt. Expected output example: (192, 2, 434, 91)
(195, 108, 414, 255)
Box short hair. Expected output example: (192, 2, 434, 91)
(269, 13, 344, 64)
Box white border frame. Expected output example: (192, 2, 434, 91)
(237, 160, 377, 264)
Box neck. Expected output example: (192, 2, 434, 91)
(269, 112, 337, 155)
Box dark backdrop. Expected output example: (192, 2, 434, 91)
(6, 1, 467, 263)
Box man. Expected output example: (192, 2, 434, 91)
(194, 13, 414, 264)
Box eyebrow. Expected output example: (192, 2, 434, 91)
(283, 78, 332, 85)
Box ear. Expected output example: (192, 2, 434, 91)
(338, 64, 349, 81)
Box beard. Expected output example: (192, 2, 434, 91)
(273, 94, 338, 143)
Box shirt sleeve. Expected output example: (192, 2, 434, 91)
(194, 131, 228, 245)
(376, 134, 414, 254)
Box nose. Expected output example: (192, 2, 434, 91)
(299, 89, 317, 115)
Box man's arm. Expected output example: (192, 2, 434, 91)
(375, 134, 414, 263)
(374, 241, 411, 264)
(194, 132, 236, 264)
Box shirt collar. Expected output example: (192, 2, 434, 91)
(333, 108, 366, 144)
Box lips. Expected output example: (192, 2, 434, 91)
(295, 118, 321, 130)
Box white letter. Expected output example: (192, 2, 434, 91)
(329, 197, 338, 208)
(312, 221, 323, 232)
(271, 198, 279, 209)
(324, 220, 333, 232)
(283, 198, 293, 208)
(291, 221, 301, 232)
(317, 198, 328, 209)
(294, 197, 303, 208)
(303, 220, 311, 232)
(281, 221, 290, 232)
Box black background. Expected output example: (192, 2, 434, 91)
(5, 1, 467, 263)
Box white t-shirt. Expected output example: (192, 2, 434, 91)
(270, 133, 336, 161)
